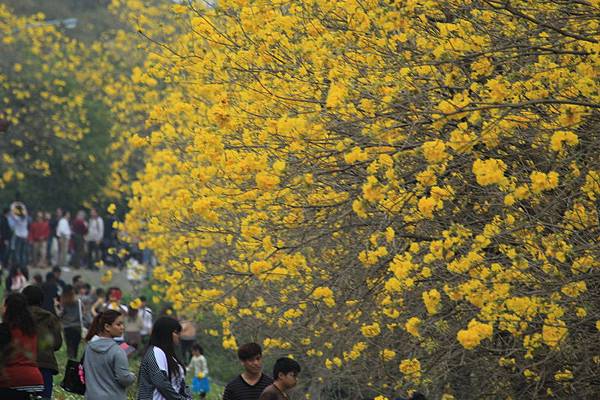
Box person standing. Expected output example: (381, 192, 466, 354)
(0, 293, 44, 399)
(71, 211, 88, 269)
(188, 344, 210, 399)
(8, 202, 29, 269)
(56, 211, 71, 268)
(22, 285, 63, 400)
(59, 285, 83, 359)
(98, 287, 128, 344)
(87, 208, 104, 269)
(258, 358, 301, 400)
(124, 306, 143, 354)
(6, 266, 28, 293)
(139, 296, 153, 346)
(180, 319, 197, 364)
(83, 310, 136, 400)
(0, 207, 12, 270)
(41, 272, 60, 314)
(137, 316, 189, 400)
(223, 343, 273, 400)
(47, 209, 61, 267)
(30, 211, 50, 268)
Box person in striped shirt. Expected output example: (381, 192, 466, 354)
(222, 343, 273, 400)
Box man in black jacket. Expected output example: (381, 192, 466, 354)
(0, 207, 12, 271)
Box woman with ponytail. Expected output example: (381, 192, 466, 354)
(137, 316, 190, 400)
(83, 310, 135, 400)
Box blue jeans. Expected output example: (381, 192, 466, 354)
(12, 236, 28, 267)
(40, 367, 54, 399)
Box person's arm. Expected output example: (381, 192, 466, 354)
(222, 383, 234, 400)
(98, 218, 104, 242)
(258, 391, 279, 400)
(56, 220, 65, 237)
(113, 346, 136, 387)
(91, 298, 103, 317)
(50, 315, 63, 351)
(200, 356, 208, 376)
(144, 349, 187, 400)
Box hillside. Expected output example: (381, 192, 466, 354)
(2, 0, 122, 41)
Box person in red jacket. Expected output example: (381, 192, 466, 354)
(70, 210, 88, 269)
(29, 211, 50, 268)
(0, 293, 44, 399)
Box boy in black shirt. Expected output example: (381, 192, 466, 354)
(223, 342, 273, 400)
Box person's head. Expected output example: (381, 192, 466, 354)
(77, 210, 86, 220)
(106, 287, 122, 303)
(237, 342, 263, 375)
(13, 203, 24, 217)
(36, 211, 43, 221)
(52, 266, 62, 279)
(44, 211, 51, 220)
(72, 275, 82, 286)
(63, 211, 71, 220)
(80, 283, 91, 296)
(55, 208, 63, 218)
(85, 310, 124, 341)
(3, 293, 35, 336)
(10, 266, 24, 276)
(45, 271, 56, 283)
(139, 295, 147, 307)
(22, 285, 44, 307)
(95, 287, 105, 298)
(273, 357, 301, 389)
(90, 208, 98, 218)
(127, 306, 139, 320)
(32, 273, 43, 286)
(149, 317, 184, 379)
(61, 284, 76, 305)
(192, 344, 204, 356)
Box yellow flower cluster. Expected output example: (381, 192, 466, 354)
(399, 358, 421, 382)
(472, 159, 508, 187)
(530, 171, 559, 194)
(311, 287, 335, 308)
(360, 323, 381, 338)
(457, 320, 494, 350)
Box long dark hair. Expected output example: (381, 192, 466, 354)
(149, 317, 184, 379)
(4, 293, 36, 336)
(85, 310, 122, 341)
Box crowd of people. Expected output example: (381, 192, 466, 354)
(0, 267, 214, 400)
(0, 207, 427, 400)
(0, 201, 121, 276)
(0, 267, 428, 400)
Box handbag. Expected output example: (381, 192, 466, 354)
(61, 354, 86, 395)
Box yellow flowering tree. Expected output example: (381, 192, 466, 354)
(123, 0, 600, 398)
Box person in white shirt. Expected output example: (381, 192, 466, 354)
(56, 211, 71, 268)
(86, 208, 104, 269)
(139, 296, 153, 345)
(188, 344, 210, 398)
(138, 317, 188, 400)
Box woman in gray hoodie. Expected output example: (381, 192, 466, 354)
(83, 310, 135, 400)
